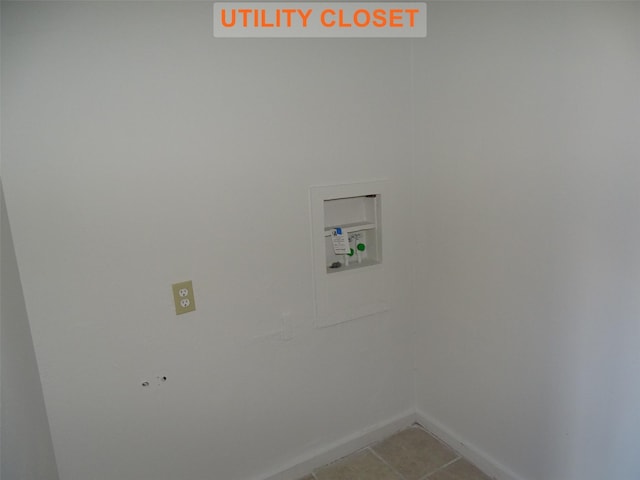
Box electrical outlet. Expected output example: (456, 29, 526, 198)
(172, 280, 196, 315)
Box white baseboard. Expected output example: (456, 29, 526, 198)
(414, 409, 527, 480)
(256, 408, 528, 480)
(258, 409, 417, 480)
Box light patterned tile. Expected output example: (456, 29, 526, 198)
(428, 458, 492, 480)
(372, 427, 458, 480)
(314, 449, 401, 480)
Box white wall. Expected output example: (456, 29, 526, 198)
(412, 3, 640, 480)
(4, 2, 640, 480)
(1, 183, 60, 480)
(1, 2, 415, 480)
(1, 5, 3, 472)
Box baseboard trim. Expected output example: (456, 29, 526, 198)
(258, 409, 417, 480)
(414, 409, 526, 480)
(257, 408, 527, 480)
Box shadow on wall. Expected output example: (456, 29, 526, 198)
(1, 180, 60, 480)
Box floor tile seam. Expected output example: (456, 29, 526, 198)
(366, 446, 409, 480)
(312, 443, 371, 476)
(418, 456, 462, 480)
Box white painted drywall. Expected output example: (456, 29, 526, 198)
(412, 3, 640, 480)
(0, 2, 415, 480)
(1, 182, 60, 480)
(1, 6, 3, 473)
(4, 2, 640, 480)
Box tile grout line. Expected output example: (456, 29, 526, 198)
(310, 444, 379, 480)
(417, 456, 462, 480)
(306, 425, 486, 480)
(410, 424, 463, 480)
(367, 446, 409, 480)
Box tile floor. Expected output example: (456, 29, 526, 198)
(296, 425, 492, 480)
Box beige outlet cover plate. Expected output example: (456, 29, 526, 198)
(172, 280, 196, 315)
